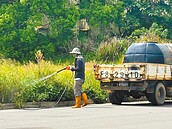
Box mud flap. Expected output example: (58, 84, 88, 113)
(146, 81, 158, 93)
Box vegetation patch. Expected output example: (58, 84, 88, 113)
(0, 60, 108, 108)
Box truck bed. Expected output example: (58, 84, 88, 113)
(94, 63, 172, 82)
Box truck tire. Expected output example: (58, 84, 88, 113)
(146, 82, 166, 105)
(109, 91, 124, 105)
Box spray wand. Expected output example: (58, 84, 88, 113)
(37, 67, 66, 82)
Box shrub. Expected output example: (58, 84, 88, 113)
(96, 39, 130, 63)
(83, 69, 108, 104)
(0, 59, 108, 107)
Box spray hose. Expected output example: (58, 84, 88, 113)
(38, 67, 66, 82)
(36, 67, 74, 108)
(52, 72, 73, 107)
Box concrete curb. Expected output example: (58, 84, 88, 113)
(0, 99, 94, 110)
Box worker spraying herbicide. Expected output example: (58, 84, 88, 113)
(66, 47, 89, 108)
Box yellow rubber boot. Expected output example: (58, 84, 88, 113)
(81, 93, 89, 107)
(72, 96, 81, 108)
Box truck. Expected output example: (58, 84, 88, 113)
(94, 42, 172, 105)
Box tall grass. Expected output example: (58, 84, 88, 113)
(0, 59, 108, 107)
(96, 39, 131, 63)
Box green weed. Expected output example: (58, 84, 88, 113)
(0, 59, 108, 108)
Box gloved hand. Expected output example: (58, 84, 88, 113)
(66, 65, 72, 70)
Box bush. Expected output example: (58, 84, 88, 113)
(83, 69, 108, 104)
(96, 39, 130, 63)
(0, 59, 108, 107)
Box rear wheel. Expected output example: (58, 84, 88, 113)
(146, 82, 166, 105)
(109, 91, 124, 105)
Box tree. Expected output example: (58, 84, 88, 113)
(79, 0, 123, 43)
(120, 0, 172, 38)
(0, 0, 80, 62)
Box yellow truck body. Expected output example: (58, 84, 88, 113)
(94, 42, 172, 105)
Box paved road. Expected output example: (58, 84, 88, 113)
(1, 101, 172, 129)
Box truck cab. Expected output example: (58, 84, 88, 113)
(94, 42, 172, 105)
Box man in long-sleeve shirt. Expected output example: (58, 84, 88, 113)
(66, 47, 89, 108)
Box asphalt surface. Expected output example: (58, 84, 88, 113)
(1, 101, 172, 129)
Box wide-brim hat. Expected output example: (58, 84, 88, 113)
(70, 47, 81, 54)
